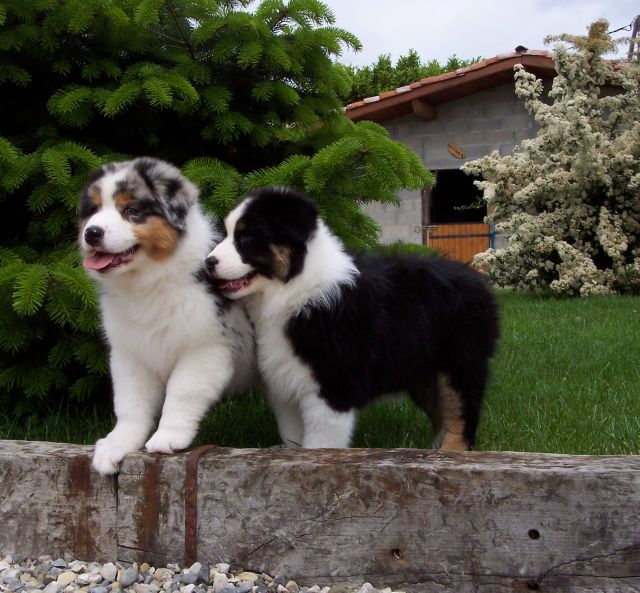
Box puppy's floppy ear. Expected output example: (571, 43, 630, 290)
(249, 187, 318, 243)
(279, 189, 318, 243)
(131, 157, 198, 231)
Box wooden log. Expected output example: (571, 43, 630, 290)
(2, 442, 640, 592)
(117, 453, 188, 566)
(0, 440, 117, 561)
(118, 448, 640, 592)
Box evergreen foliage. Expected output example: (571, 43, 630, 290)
(0, 0, 433, 413)
(339, 49, 482, 104)
(464, 20, 640, 296)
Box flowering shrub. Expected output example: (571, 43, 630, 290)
(463, 20, 640, 295)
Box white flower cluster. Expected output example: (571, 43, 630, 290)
(464, 20, 640, 296)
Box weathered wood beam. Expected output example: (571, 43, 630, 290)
(411, 98, 437, 120)
(0, 441, 117, 561)
(2, 442, 640, 593)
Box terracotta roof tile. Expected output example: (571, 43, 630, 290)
(344, 50, 557, 119)
(379, 90, 397, 99)
(346, 100, 366, 110)
(495, 51, 519, 59)
(455, 64, 478, 75)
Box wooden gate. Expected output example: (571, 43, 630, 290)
(425, 222, 491, 263)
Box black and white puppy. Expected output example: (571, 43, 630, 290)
(79, 157, 255, 474)
(205, 188, 499, 450)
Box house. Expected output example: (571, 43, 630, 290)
(344, 49, 556, 262)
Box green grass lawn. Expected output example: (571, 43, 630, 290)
(2, 292, 639, 454)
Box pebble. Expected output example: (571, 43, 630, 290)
(56, 572, 77, 587)
(213, 564, 229, 576)
(100, 563, 117, 582)
(211, 572, 229, 593)
(154, 569, 174, 582)
(4, 577, 23, 591)
(119, 566, 139, 587)
(235, 572, 258, 583)
(43, 582, 61, 593)
(0, 554, 406, 593)
(69, 562, 87, 574)
(6, 569, 23, 580)
(181, 574, 197, 586)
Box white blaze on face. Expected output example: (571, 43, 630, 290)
(209, 198, 255, 280)
(81, 169, 137, 255)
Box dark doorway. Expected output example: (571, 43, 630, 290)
(428, 169, 485, 224)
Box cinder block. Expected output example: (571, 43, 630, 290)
(485, 101, 516, 116)
(499, 114, 532, 131)
(483, 130, 516, 144)
(467, 117, 503, 132)
(396, 209, 421, 226)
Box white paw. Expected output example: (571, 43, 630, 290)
(145, 426, 195, 454)
(92, 435, 140, 475)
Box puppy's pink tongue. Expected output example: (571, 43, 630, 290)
(83, 252, 116, 270)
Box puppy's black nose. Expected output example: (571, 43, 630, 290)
(84, 225, 104, 246)
(205, 254, 219, 273)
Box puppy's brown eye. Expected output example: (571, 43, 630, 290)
(122, 205, 139, 217)
(237, 230, 256, 246)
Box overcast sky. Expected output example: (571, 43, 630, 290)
(323, 0, 638, 66)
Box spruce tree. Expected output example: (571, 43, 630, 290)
(0, 0, 433, 414)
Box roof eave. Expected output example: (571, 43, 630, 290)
(345, 54, 556, 123)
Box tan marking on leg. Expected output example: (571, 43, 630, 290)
(409, 381, 443, 441)
(134, 217, 179, 260)
(270, 244, 291, 279)
(438, 375, 469, 451)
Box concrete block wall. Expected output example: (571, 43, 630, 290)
(361, 189, 423, 244)
(388, 83, 538, 170)
(364, 82, 539, 244)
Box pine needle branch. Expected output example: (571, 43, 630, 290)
(163, 0, 197, 60)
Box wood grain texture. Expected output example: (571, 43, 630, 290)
(427, 223, 490, 263)
(0, 440, 117, 561)
(2, 442, 639, 592)
(117, 453, 188, 566)
(189, 449, 640, 590)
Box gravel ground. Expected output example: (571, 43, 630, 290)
(0, 555, 405, 593)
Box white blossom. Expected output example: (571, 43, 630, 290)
(465, 20, 640, 296)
